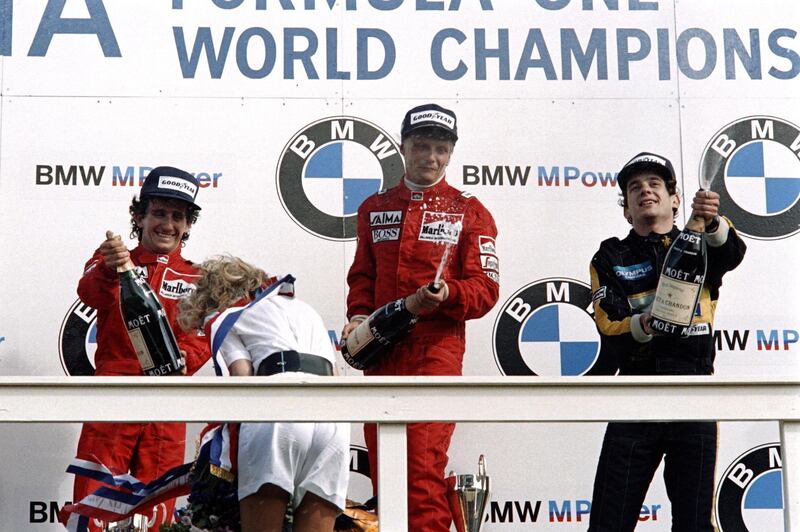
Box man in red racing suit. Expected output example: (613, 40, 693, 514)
(344, 104, 499, 531)
(71, 166, 210, 532)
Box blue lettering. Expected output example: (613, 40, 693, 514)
(0, 0, 11, 56)
(357, 28, 394, 79)
(367, 0, 404, 9)
(212, 0, 246, 8)
(237, 28, 276, 78)
(582, 0, 618, 8)
(431, 29, 467, 80)
(724, 28, 761, 79)
(448, 0, 494, 9)
(536, 0, 569, 10)
(616, 28, 650, 80)
(657, 27, 670, 79)
(112, 166, 135, 186)
(597, 171, 618, 186)
(549, 500, 572, 522)
(284, 27, 319, 79)
(538, 166, 560, 186)
(784, 330, 798, 349)
(515, 28, 557, 80)
(757, 329, 780, 350)
(561, 28, 608, 80)
(768, 29, 800, 79)
(417, 0, 445, 9)
(476, 28, 509, 80)
(174, 26, 234, 78)
(29, 0, 120, 57)
(564, 166, 580, 186)
(575, 499, 591, 521)
(326, 28, 350, 79)
(677, 28, 716, 80)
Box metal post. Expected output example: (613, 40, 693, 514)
(378, 423, 408, 531)
(781, 420, 800, 530)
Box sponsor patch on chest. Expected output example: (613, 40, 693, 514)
(369, 210, 402, 226)
(418, 212, 463, 244)
(160, 268, 200, 299)
(372, 227, 400, 243)
(613, 261, 654, 281)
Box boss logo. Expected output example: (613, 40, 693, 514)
(372, 228, 400, 243)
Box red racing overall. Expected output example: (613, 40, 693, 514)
(73, 244, 210, 532)
(347, 178, 499, 531)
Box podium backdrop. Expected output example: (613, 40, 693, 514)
(0, 1, 798, 529)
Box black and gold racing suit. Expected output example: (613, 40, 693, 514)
(587, 218, 746, 532)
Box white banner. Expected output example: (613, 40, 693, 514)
(0, 0, 797, 530)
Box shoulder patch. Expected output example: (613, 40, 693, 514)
(461, 191, 474, 198)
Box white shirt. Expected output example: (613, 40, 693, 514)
(217, 290, 335, 372)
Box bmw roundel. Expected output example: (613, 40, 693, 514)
(59, 299, 98, 376)
(701, 116, 800, 240)
(716, 443, 784, 531)
(276, 117, 405, 241)
(493, 278, 613, 376)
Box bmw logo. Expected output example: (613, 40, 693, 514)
(493, 278, 614, 376)
(701, 116, 800, 240)
(276, 116, 405, 241)
(59, 299, 98, 376)
(716, 443, 784, 531)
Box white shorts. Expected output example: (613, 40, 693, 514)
(237, 421, 350, 510)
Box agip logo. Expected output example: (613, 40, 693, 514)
(716, 443, 785, 531)
(59, 300, 98, 376)
(701, 116, 800, 240)
(493, 278, 613, 376)
(277, 117, 405, 241)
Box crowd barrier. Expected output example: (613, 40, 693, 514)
(1, 375, 797, 530)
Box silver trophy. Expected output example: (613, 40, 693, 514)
(448, 455, 491, 532)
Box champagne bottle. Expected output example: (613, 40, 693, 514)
(342, 297, 418, 370)
(649, 212, 708, 338)
(118, 259, 185, 376)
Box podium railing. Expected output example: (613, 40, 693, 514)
(1, 375, 798, 530)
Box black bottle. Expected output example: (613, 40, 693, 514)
(650, 215, 707, 337)
(118, 260, 185, 376)
(342, 297, 418, 370)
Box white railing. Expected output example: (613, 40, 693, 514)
(1, 375, 798, 530)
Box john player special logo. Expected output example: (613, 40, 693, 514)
(493, 278, 614, 376)
(701, 116, 800, 240)
(276, 117, 405, 241)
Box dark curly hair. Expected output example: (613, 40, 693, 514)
(129, 196, 200, 244)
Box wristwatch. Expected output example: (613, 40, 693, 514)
(705, 215, 720, 233)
